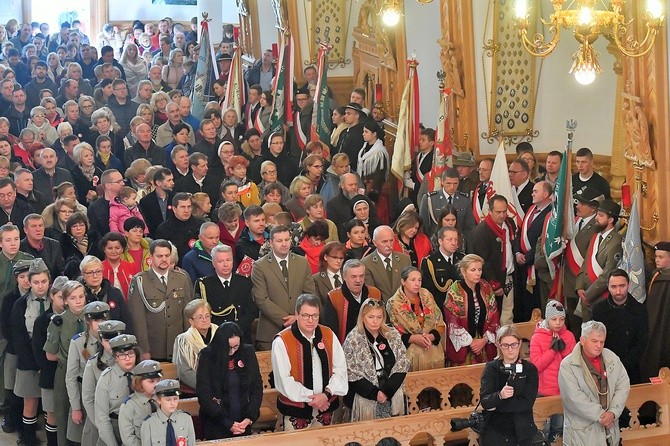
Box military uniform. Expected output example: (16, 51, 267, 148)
(118, 360, 162, 446)
(141, 379, 195, 446)
(418, 188, 477, 239)
(128, 268, 193, 360)
(95, 334, 137, 446)
(44, 308, 87, 446)
(65, 301, 109, 442)
(81, 320, 126, 446)
(420, 250, 464, 309)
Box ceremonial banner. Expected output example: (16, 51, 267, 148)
(425, 86, 453, 192)
(619, 194, 646, 303)
(544, 149, 574, 280)
(489, 141, 523, 227)
(311, 42, 333, 154)
(270, 34, 295, 134)
(391, 58, 420, 180)
(221, 46, 244, 123)
(191, 16, 219, 120)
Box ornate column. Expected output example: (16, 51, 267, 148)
(606, 43, 626, 201)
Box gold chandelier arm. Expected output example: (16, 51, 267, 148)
(518, 20, 561, 57)
(611, 16, 664, 58)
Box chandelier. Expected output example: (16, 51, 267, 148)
(515, 0, 665, 85)
(380, 0, 404, 27)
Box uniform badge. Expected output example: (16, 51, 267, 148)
(237, 360, 244, 368)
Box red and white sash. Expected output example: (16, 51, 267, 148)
(565, 218, 585, 276)
(293, 110, 307, 150)
(472, 182, 492, 224)
(584, 234, 608, 299)
(519, 204, 537, 291)
(254, 108, 265, 134)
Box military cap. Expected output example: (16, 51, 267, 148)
(216, 52, 232, 61)
(573, 186, 605, 206)
(28, 258, 49, 274)
(98, 320, 126, 339)
(654, 242, 670, 252)
(452, 151, 476, 167)
(597, 199, 621, 218)
(83, 301, 110, 320)
(154, 379, 181, 397)
(345, 102, 367, 117)
(13, 259, 32, 275)
(109, 334, 137, 351)
(132, 360, 163, 379)
(51, 276, 69, 293)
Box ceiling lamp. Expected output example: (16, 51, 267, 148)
(381, 0, 403, 27)
(515, 0, 665, 85)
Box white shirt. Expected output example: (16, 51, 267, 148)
(515, 179, 530, 196)
(326, 270, 340, 289)
(596, 227, 614, 250)
(502, 224, 514, 275)
(271, 328, 348, 410)
(217, 274, 232, 288)
(193, 174, 204, 187)
(576, 214, 595, 232)
(377, 252, 392, 267)
(152, 269, 168, 285)
(439, 248, 455, 265)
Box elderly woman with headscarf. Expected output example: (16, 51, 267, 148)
(172, 299, 218, 390)
(196, 322, 263, 440)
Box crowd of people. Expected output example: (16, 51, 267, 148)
(0, 15, 667, 446)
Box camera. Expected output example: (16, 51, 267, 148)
(450, 410, 485, 434)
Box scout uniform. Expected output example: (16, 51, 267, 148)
(128, 268, 193, 360)
(81, 320, 126, 446)
(118, 360, 162, 446)
(44, 284, 87, 446)
(95, 334, 137, 446)
(141, 379, 196, 446)
(65, 301, 110, 443)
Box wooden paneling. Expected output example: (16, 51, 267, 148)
(329, 76, 355, 108)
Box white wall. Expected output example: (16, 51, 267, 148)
(471, 0, 616, 155)
(403, 0, 443, 128)
(0, 0, 22, 25)
(108, 0, 197, 22)
(256, 0, 277, 57)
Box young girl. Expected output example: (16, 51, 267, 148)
(110, 186, 148, 234)
(81, 320, 126, 446)
(26, 106, 58, 146)
(530, 300, 576, 442)
(65, 301, 110, 444)
(118, 360, 163, 446)
(141, 379, 196, 445)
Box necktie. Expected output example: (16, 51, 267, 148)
(76, 318, 84, 333)
(446, 257, 452, 266)
(166, 418, 176, 446)
(578, 219, 583, 231)
(598, 234, 604, 249)
(447, 195, 452, 205)
(478, 183, 487, 206)
(223, 280, 229, 289)
(124, 372, 133, 394)
(333, 273, 341, 288)
(279, 260, 288, 282)
(36, 298, 45, 314)
(384, 257, 392, 281)
(161, 275, 167, 287)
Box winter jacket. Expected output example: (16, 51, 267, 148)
(102, 259, 137, 299)
(109, 198, 148, 235)
(529, 321, 576, 396)
(182, 240, 217, 283)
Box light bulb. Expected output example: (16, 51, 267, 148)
(578, 7, 593, 25)
(574, 68, 596, 85)
(647, 0, 663, 19)
(382, 8, 401, 26)
(515, 0, 527, 18)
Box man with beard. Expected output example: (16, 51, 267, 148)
(155, 192, 203, 264)
(575, 199, 623, 322)
(323, 259, 381, 343)
(326, 173, 360, 242)
(139, 168, 175, 238)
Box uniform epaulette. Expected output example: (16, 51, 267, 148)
(121, 395, 132, 404)
(72, 332, 83, 341)
(456, 190, 469, 197)
(427, 191, 439, 196)
(143, 414, 152, 422)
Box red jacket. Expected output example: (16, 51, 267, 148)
(393, 232, 432, 266)
(102, 259, 137, 300)
(529, 322, 576, 396)
(218, 219, 246, 259)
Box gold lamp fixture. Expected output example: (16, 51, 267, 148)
(380, 0, 404, 27)
(515, 0, 665, 85)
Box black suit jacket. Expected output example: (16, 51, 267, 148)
(337, 122, 365, 172)
(10, 293, 40, 371)
(0, 199, 34, 238)
(139, 190, 175, 238)
(515, 181, 534, 214)
(513, 205, 552, 266)
(469, 219, 517, 290)
(173, 174, 220, 209)
(87, 196, 110, 236)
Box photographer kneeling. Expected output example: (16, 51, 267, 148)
(479, 324, 539, 445)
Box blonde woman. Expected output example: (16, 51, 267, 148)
(161, 48, 184, 90)
(120, 42, 147, 97)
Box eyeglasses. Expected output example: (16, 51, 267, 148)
(115, 351, 136, 360)
(83, 269, 103, 276)
(499, 342, 521, 350)
(365, 300, 385, 307)
(327, 255, 344, 260)
(299, 313, 319, 321)
(191, 314, 211, 322)
(262, 170, 277, 175)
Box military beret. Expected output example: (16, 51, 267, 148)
(132, 360, 163, 379)
(98, 320, 126, 339)
(597, 199, 621, 218)
(83, 301, 110, 320)
(655, 241, 670, 252)
(28, 258, 49, 275)
(109, 334, 137, 351)
(154, 379, 181, 397)
(216, 52, 232, 61)
(13, 259, 32, 275)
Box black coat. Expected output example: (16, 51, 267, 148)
(61, 231, 103, 278)
(0, 287, 23, 355)
(10, 293, 41, 371)
(32, 309, 57, 388)
(139, 190, 175, 238)
(32, 167, 73, 201)
(173, 174, 220, 211)
(0, 199, 34, 238)
(337, 123, 364, 172)
(82, 279, 135, 334)
(469, 219, 517, 292)
(71, 165, 104, 205)
(87, 196, 110, 236)
(20, 237, 65, 279)
(515, 181, 534, 215)
(325, 189, 354, 243)
(196, 344, 263, 439)
(155, 216, 203, 265)
(480, 358, 539, 443)
(420, 250, 464, 309)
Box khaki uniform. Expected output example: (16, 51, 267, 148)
(95, 362, 133, 446)
(81, 351, 113, 446)
(44, 310, 86, 446)
(119, 392, 155, 446)
(65, 331, 99, 442)
(128, 269, 193, 360)
(140, 408, 196, 446)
